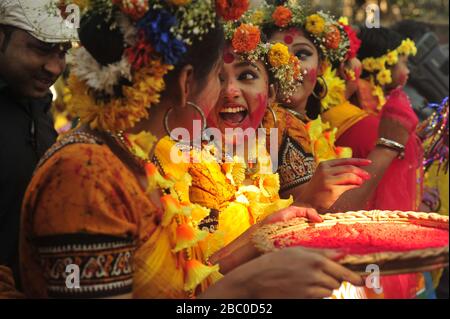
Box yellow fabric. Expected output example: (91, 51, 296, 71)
(321, 101, 370, 140)
(134, 136, 292, 298)
(424, 163, 449, 216)
(305, 115, 353, 163)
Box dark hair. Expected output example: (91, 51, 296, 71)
(392, 20, 431, 42)
(357, 26, 404, 60)
(78, 10, 224, 94)
(357, 27, 405, 81)
(166, 22, 225, 89)
(0, 24, 16, 52)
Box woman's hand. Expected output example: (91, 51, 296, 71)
(201, 247, 364, 299)
(294, 158, 372, 212)
(209, 206, 322, 274)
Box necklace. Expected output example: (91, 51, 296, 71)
(286, 108, 308, 121)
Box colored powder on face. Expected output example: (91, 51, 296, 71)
(307, 67, 318, 83)
(249, 94, 268, 129)
(224, 52, 235, 64)
(284, 35, 293, 45)
(273, 223, 449, 255)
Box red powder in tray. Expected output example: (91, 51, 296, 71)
(273, 223, 449, 255)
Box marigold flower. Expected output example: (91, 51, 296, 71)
(216, 0, 249, 21)
(305, 14, 326, 35)
(268, 43, 290, 67)
(325, 25, 341, 49)
(231, 23, 261, 53)
(272, 6, 292, 28)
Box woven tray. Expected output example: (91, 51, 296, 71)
(252, 210, 449, 275)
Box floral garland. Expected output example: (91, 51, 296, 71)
(67, 0, 222, 132)
(120, 132, 292, 295)
(320, 63, 346, 112)
(224, 17, 304, 99)
(360, 38, 417, 111)
(254, 1, 351, 65)
(361, 38, 417, 87)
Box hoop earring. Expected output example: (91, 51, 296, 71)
(164, 101, 207, 142)
(259, 104, 278, 129)
(312, 76, 328, 100)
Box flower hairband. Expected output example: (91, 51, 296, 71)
(362, 38, 417, 86)
(224, 19, 304, 100)
(67, 0, 239, 132)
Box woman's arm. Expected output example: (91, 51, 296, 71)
(208, 206, 322, 274)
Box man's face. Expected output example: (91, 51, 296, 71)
(0, 28, 70, 98)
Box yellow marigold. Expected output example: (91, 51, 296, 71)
(305, 14, 326, 35)
(385, 50, 399, 66)
(376, 68, 392, 86)
(67, 60, 172, 132)
(268, 43, 290, 67)
(231, 23, 261, 53)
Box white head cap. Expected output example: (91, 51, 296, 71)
(0, 0, 79, 43)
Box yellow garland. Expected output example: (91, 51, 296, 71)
(133, 135, 291, 297)
(361, 38, 417, 88)
(67, 60, 173, 132)
(321, 64, 346, 112)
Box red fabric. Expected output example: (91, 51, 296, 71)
(336, 89, 425, 299)
(337, 89, 423, 211)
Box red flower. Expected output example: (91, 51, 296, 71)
(231, 24, 261, 53)
(272, 6, 292, 28)
(325, 25, 341, 50)
(342, 24, 361, 60)
(125, 30, 154, 70)
(216, 0, 250, 21)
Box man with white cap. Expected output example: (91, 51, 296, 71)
(0, 0, 78, 290)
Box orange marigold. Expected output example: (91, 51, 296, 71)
(231, 24, 261, 53)
(216, 0, 250, 21)
(325, 25, 341, 50)
(272, 6, 292, 28)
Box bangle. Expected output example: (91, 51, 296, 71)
(376, 138, 405, 159)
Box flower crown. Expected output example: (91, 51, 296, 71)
(67, 0, 237, 133)
(253, 1, 351, 65)
(361, 38, 417, 87)
(223, 16, 304, 100)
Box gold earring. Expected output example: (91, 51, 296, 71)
(164, 101, 207, 141)
(312, 76, 328, 100)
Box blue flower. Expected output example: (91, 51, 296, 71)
(137, 9, 187, 65)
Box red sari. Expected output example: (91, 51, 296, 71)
(336, 88, 424, 299)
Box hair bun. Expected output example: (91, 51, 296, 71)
(78, 12, 124, 66)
